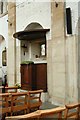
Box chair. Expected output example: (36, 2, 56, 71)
(5, 86, 18, 93)
(27, 89, 43, 112)
(11, 92, 28, 115)
(64, 102, 80, 120)
(0, 93, 11, 117)
(0, 86, 3, 93)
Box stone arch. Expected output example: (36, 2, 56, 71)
(0, 34, 5, 44)
(24, 22, 43, 30)
(0, 34, 7, 66)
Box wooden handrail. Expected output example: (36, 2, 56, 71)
(40, 106, 65, 115)
(0, 92, 11, 96)
(5, 86, 18, 89)
(65, 103, 80, 109)
(5, 86, 18, 93)
(11, 92, 28, 96)
(28, 89, 43, 94)
(0, 86, 18, 93)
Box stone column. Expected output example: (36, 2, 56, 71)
(7, 2, 16, 86)
(47, 1, 66, 105)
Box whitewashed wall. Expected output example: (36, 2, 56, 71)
(0, 15, 8, 78)
(65, 1, 79, 103)
(16, 1, 51, 46)
(0, 15, 8, 48)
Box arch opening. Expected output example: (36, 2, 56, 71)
(24, 22, 43, 30)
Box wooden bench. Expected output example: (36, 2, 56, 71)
(11, 92, 28, 115)
(0, 93, 11, 117)
(64, 102, 80, 119)
(27, 89, 43, 112)
(0, 89, 43, 119)
(40, 106, 65, 119)
(0, 86, 3, 93)
(5, 86, 18, 93)
(0, 86, 18, 93)
(5, 106, 65, 120)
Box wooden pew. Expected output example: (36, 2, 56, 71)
(0, 86, 3, 93)
(5, 86, 18, 93)
(11, 92, 28, 115)
(0, 86, 18, 93)
(64, 102, 80, 119)
(5, 106, 65, 120)
(27, 89, 43, 112)
(0, 93, 11, 117)
(40, 106, 65, 119)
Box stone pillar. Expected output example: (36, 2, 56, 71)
(3, 0, 8, 13)
(7, 2, 16, 86)
(47, 1, 66, 105)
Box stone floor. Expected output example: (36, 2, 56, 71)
(40, 102, 59, 119)
(40, 101, 58, 110)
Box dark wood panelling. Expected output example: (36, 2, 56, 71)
(35, 63, 47, 92)
(21, 63, 47, 92)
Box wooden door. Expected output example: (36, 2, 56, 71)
(35, 63, 47, 92)
(21, 64, 34, 90)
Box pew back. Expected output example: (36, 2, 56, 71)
(0, 86, 18, 93)
(0, 93, 11, 116)
(27, 89, 43, 112)
(5, 106, 65, 120)
(11, 92, 28, 115)
(5, 86, 18, 93)
(64, 103, 80, 119)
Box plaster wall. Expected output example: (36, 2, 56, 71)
(0, 15, 8, 46)
(7, 2, 16, 86)
(0, 15, 8, 78)
(47, 1, 66, 105)
(66, 35, 78, 103)
(48, 1, 78, 105)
